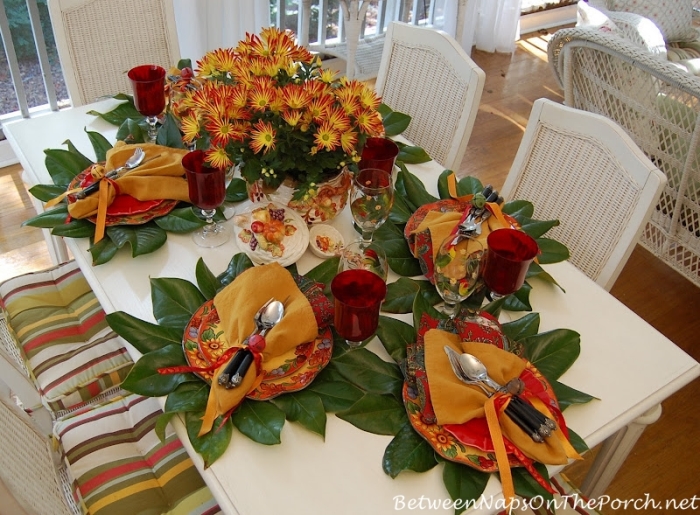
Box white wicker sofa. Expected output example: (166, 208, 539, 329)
(548, 14, 700, 288)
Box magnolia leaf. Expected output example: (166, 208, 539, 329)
(304, 256, 340, 296)
(155, 412, 176, 442)
(106, 311, 183, 353)
(502, 199, 534, 218)
(535, 238, 570, 264)
(158, 112, 186, 148)
(518, 216, 560, 239)
(437, 171, 482, 199)
(382, 422, 438, 478)
(62, 139, 93, 164)
(336, 392, 406, 435)
(44, 148, 91, 186)
(382, 111, 411, 136)
(513, 463, 554, 500)
(413, 287, 444, 332)
(196, 258, 221, 300)
(85, 129, 113, 162)
(116, 118, 147, 143)
(372, 222, 422, 276)
(502, 282, 533, 312)
(306, 379, 364, 412)
(104, 223, 168, 257)
(186, 410, 232, 469)
(442, 460, 490, 514)
(501, 313, 541, 341)
(28, 183, 69, 202)
(155, 207, 207, 232)
(151, 277, 206, 330)
(397, 145, 431, 164)
(376, 316, 415, 365)
(217, 253, 255, 287)
(393, 172, 412, 208)
(89, 237, 119, 265)
(87, 99, 140, 126)
(388, 194, 413, 224)
(23, 204, 70, 228)
(551, 380, 597, 410)
(332, 348, 404, 397)
(272, 390, 326, 438)
(566, 428, 589, 454)
(520, 329, 581, 380)
(164, 381, 210, 413)
(398, 164, 438, 208)
(121, 344, 194, 396)
(526, 262, 564, 293)
(231, 399, 285, 445)
(383, 277, 420, 313)
(226, 178, 248, 202)
(51, 219, 94, 238)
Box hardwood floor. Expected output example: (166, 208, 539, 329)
(0, 28, 697, 515)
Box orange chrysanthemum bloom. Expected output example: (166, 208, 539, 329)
(250, 120, 276, 154)
(204, 116, 235, 147)
(314, 121, 341, 152)
(340, 130, 359, 155)
(282, 84, 313, 110)
(281, 110, 303, 127)
(179, 114, 201, 145)
(205, 145, 233, 169)
(248, 81, 276, 112)
(326, 105, 351, 133)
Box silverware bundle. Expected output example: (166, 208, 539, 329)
(444, 346, 556, 443)
(218, 298, 286, 389)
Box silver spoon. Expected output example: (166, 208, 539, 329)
(228, 300, 285, 388)
(444, 346, 544, 442)
(76, 147, 145, 198)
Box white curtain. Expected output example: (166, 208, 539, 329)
(444, 0, 522, 54)
(172, 0, 271, 64)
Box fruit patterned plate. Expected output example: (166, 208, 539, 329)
(232, 201, 310, 267)
(182, 299, 333, 401)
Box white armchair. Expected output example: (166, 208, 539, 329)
(549, 14, 700, 288)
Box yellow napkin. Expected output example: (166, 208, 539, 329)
(199, 263, 318, 435)
(411, 209, 507, 259)
(67, 142, 190, 219)
(424, 330, 577, 465)
(62, 142, 190, 242)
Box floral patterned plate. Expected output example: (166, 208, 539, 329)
(67, 165, 178, 225)
(183, 299, 333, 401)
(403, 311, 564, 472)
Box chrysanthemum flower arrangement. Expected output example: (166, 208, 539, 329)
(169, 27, 386, 200)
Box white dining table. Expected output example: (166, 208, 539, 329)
(5, 99, 700, 515)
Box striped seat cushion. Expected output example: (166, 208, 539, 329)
(0, 261, 133, 414)
(54, 393, 220, 515)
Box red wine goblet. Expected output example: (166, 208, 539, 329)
(183, 150, 229, 248)
(482, 228, 539, 298)
(128, 64, 166, 143)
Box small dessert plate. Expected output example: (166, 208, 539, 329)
(308, 224, 344, 258)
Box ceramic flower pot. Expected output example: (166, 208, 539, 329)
(246, 167, 352, 224)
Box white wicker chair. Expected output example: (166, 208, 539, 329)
(374, 22, 486, 172)
(0, 386, 81, 515)
(548, 25, 700, 288)
(48, 0, 180, 106)
(502, 98, 667, 291)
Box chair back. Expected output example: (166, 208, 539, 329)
(501, 98, 667, 290)
(48, 0, 180, 106)
(0, 389, 80, 515)
(374, 22, 485, 171)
